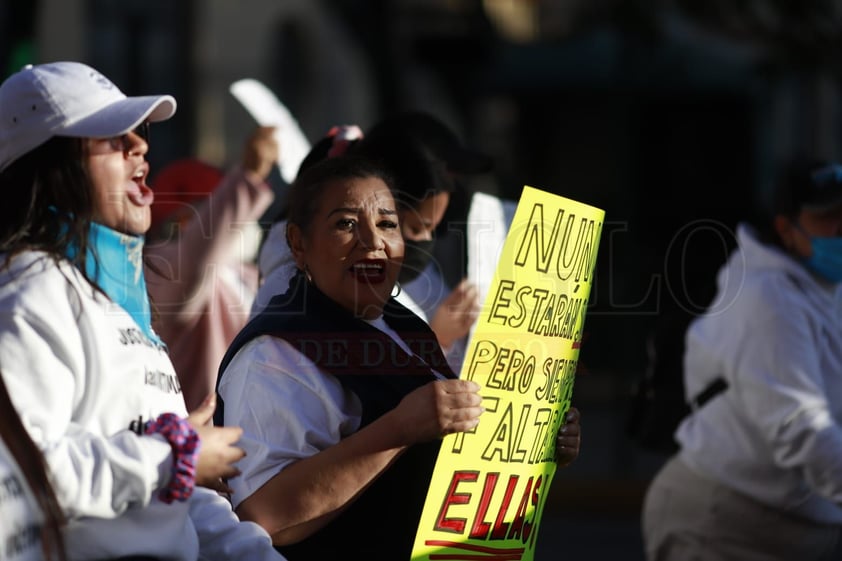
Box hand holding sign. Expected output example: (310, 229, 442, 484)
(412, 186, 604, 561)
(430, 279, 481, 351)
(555, 406, 581, 468)
(390, 380, 484, 442)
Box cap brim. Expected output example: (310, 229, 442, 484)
(60, 94, 176, 139)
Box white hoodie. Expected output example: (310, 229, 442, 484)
(677, 224, 842, 523)
(0, 252, 285, 561)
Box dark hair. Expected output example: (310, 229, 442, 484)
(749, 158, 842, 246)
(0, 136, 95, 274)
(295, 134, 363, 178)
(285, 155, 394, 241)
(268, 134, 365, 225)
(772, 159, 842, 217)
(0, 375, 67, 560)
(354, 128, 454, 212)
(278, 120, 455, 224)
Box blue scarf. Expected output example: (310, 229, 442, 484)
(67, 222, 162, 344)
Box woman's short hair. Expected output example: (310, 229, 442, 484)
(773, 160, 842, 218)
(748, 159, 842, 246)
(354, 129, 454, 211)
(285, 155, 395, 240)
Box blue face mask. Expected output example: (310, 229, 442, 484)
(803, 235, 842, 284)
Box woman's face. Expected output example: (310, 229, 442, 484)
(289, 176, 404, 319)
(85, 129, 154, 235)
(778, 205, 842, 258)
(401, 190, 450, 241)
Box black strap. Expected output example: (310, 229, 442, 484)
(684, 275, 804, 413)
(690, 376, 728, 409)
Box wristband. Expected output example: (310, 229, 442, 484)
(144, 413, 200, 503)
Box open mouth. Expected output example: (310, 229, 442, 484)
(350, 259, 387, 284)
(127, 166, 155, 206)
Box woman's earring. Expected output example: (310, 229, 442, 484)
(304, 265, 313, 284)
(391, 282, 402, 298)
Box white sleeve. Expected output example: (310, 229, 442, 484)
(732, 281, 842, 503)
(251, 220, 298, 318)
(189, 487, 287, 561)
(218, 335, 361, 509)
(0, 286, 170, 519)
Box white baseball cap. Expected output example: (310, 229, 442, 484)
(0, 61, 176, 171)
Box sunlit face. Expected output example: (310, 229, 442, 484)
(289, 176, 405, 318)
(777, 205, 842, 258)
(400, 191, 450, 242)
(85, 128, 154, 235)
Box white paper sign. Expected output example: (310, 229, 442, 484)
(229, 78, 311, 183)
(467, 191, 514, 305)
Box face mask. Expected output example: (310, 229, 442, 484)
(803, 235, 842, 284)
(399, 238, 436, 284)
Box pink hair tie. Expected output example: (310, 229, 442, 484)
(144, 413, 199, 503)
(326, 125, 364, 158)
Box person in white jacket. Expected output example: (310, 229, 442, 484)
(0, 62, 287, 561)
(642, 160, 842, 561)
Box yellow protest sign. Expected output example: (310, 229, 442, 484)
(411, 186, 604, 561)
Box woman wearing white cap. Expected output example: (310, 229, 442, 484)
(0, 62, 287, 560)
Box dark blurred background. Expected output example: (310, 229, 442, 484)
(3, 1, 842, 558)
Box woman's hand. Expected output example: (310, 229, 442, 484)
(241, 126, 279, 181)
(186, 394, 246, 494)
(555, 406, 581, 468)
(430, 279, 480, 350)
(390, 379, 484, 444)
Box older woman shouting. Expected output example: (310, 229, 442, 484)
(216, 155, 485, 560)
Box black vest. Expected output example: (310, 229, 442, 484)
(216, 273, 456, 560)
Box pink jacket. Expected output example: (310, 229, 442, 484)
(145, 166, 274, 412)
